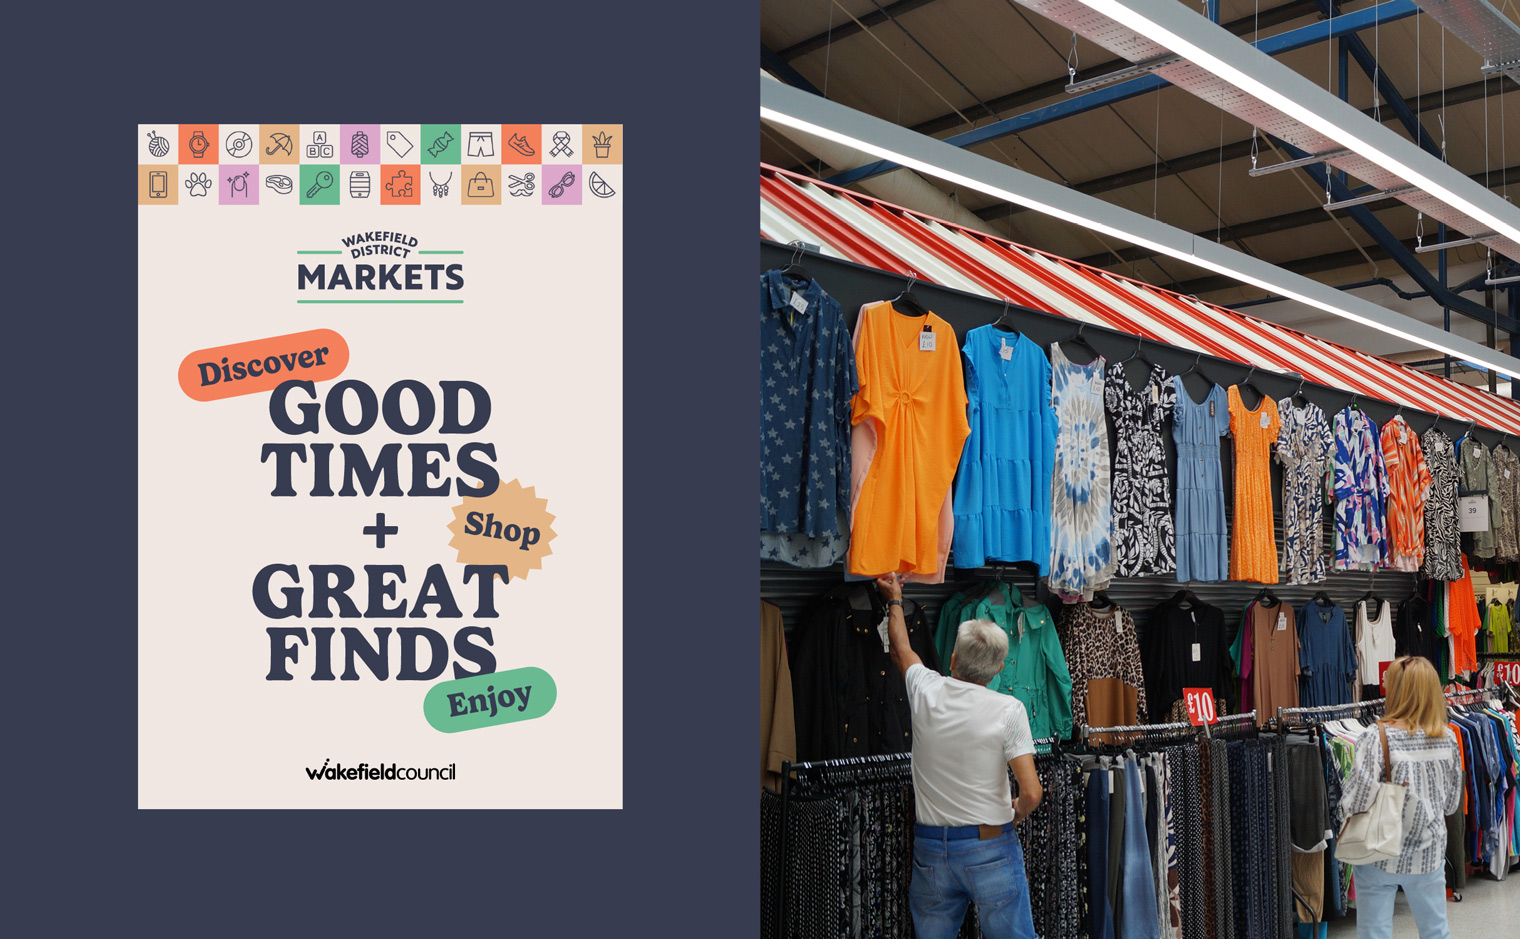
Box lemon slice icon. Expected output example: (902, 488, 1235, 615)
(588, 171, 616, 199)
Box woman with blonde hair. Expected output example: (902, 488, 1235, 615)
(1338, 656, 1463, 939)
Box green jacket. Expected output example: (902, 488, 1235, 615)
(939, 583, 1073, 740)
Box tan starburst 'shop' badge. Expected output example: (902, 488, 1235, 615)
(446, 479, 557, 581)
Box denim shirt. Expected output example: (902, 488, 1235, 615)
(760, 270, 858, 567)
(968, 584, 1074, 740)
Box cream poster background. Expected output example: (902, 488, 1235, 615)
(138, 173, 623, 809)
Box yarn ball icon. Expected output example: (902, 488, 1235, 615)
(146, 130, 171, 158)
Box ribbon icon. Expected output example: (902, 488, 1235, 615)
(549, 131, 574, 158)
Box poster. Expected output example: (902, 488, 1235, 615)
(137, 123, 623, 808)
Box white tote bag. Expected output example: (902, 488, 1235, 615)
(1336, 721, 1407, 865)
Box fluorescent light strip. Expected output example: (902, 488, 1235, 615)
(760, 99, 1520, 379)
(1078, 0, 1520, 246)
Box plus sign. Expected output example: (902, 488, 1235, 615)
(363, 513, 398, 548)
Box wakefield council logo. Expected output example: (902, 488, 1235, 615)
(305, 759, 456, 781)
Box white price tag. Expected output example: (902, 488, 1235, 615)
(1151, 384, 1160, 406)
(1507, 470, 1512, 480)
(1191, 642, 1201, 663)
(1000, 341, 1013, 361)
(1090, 374, 1105, 395)
(1459, 495, 1491, 532)
(1108, 771, 1114, 794)
(1276, 612, 1288, 632)
(919, 329, 936, 352)
(789, 291, 809, 315)
(1260, 412, 1271, 429)
(876, 614, 891, 653)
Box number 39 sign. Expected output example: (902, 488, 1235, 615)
(1495, 661, 1520, 685)
(1183, 688, 1218, 726)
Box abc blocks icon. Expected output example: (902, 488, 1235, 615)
(306, 131, 335, 160)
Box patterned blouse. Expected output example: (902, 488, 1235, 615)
(1490, 445, 1520, 562)
(1379, 416, 1432, 573)
(1056, 602, 1148, 732)
(1104, 362, 1176, 577)
(1457, 436, 1501, 560)
(1338, 724, 1462, 874)
(1420, 428, 1462, 581)
(1275, 399, 1333, 584)
(1333, 407, 1389, 571)
(1049, 344, 1115, 601)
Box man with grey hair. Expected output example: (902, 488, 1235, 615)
(877, 572, 1040, 939)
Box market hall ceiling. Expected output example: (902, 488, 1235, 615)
(760, 0, 1519, 311)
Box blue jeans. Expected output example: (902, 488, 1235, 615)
(1351, 864, 1449, 939)
(910, 826, 1036, 939)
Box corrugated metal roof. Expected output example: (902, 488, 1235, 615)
(761, 162, 1520, 431)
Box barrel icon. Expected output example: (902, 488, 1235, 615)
(350, 171, 371, 199)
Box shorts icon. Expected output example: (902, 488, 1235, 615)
(466, 132, 495, 158)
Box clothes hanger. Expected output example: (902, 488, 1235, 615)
(1117, 335, 1144, 366)
(1290, 377, 1311, 408)
(1061, 322, 1103, 364)
(1252, 585, 1280, 607)
(992, 299, 1018, 333)
(1235, 366, 1265, 407)
(1089, 590, 1116, 612)
(778, 240, 814, 284)
(1312, 590, 1335, 607)
(889, 272, 929, 317)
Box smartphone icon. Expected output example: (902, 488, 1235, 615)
(149, 170, 168, 199)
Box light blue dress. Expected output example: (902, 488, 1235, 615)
(952, 326, 1058, 573)
(1049, 344, 1114, 600)
(1173, 378, 1229, 582)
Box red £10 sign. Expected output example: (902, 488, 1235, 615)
(1183, 687, 1218, 726)
(1495, 661, 1520, 685)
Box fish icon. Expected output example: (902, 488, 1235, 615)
(265, 133, 292, 156)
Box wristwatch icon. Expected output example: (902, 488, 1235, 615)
(189, 130, 209, 159)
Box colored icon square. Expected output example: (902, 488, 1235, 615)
(585, 165, 620, 201)
(180, 167, 218, 203)
(299, 164, 341, 205)
(541, 165, 581, 205)
(221, 125, 259, 164)
(582, 124, 621, 164)
(139, 164, 178, 204)
(141, 126, 177, 164)
(380, 165, 421, 205)
(542, 124, 580, 161)
(420, 124, 461, 164)
(341, 124, 381, 164)
(219, 166, 259, 204)
(259, 124, 300, 164)
(501, 124, 541, 164)
(179, 124, 219, 163)
(460, 166, 502, 205)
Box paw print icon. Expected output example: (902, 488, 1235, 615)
(385, 169, 414, 198)
(184, 172, 213, 197)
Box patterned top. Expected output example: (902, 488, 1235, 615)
(1105, 362, 1177, 577)
(1333, 407, 1389, 571)
(1275, 399, 1333, 584)
(1379, 416, 1433, 573)
(1421, 428, 1462, 581)
(1227, 386, 1281, 583)
(759, 271, 857, 567)
(952, 327, 1058, 572)
(1338, 724, 1462, 874)
(1056, 603, 1148, 731)
(1457, 436, 1500, 560)
(1049, 344, 1114, 600)
(1490, 445, 1520, 562)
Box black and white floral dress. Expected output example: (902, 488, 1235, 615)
(1104, 361, 1177, 577)
(1421, 428, 1462, 581)
(1274, 399, 1332, 584)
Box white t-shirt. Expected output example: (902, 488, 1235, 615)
(904, 663, 1035, 826)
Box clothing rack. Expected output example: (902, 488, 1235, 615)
(1275, 697, 1386, 728)
(1444, 686, 1500, 705)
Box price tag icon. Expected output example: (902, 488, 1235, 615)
(1183, 687, 1217, 726)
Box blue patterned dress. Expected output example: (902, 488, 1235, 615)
(1172, 379, 1229, 582)
(1048, 343, 1113, 600)
(1332, 407, 1389, 570)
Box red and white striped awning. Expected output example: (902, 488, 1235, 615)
(761, 164, 1520, 434)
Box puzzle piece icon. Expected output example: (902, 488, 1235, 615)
(184, 171, 212, 197)
(385, 169, 414, 198)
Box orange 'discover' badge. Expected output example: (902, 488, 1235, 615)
(178, 329, 350, 401)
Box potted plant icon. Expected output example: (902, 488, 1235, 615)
(592, 132, 613, 160)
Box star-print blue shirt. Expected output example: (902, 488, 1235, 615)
(760, 270, 858, 567)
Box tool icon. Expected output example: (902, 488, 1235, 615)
(265, 133, 292, 156)
(385, 170, 414, 198)
(305, 131, 335, 160)
(548, 170, 576, 199)
(507, 172, 536, 197)
(188, 130, 210, 159)
(305, 170, 334, 199)
(426, 130, 455, 159)
(149, 170, 168, 199)
(429, 172, 451, 197)
(548, 131, 574, 158)
(265, 174, 293, 194)
(508, 133, 536, 158)
(146, 130, 171, 158)
(350, 171, 371, 198)
(588, 171, 616, 199)
(184, 171, 212, 197)
(225, 130, 253, 158)
(226, 170, 251, 199)
(386, 131, 413, 158)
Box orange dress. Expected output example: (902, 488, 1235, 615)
(1379, 416, 1432, 572)
(1447, 556, 1480, 674)
(847, 302, 969, 579)
(1228, 386, 1281, 583)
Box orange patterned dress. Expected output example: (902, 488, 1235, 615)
(1379, 415, 1433, 572)
(1228, 386, 1281, 583)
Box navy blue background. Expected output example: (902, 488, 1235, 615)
(13, 3, 754, 933)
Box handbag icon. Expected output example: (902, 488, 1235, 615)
(466, 171, 495, 198)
